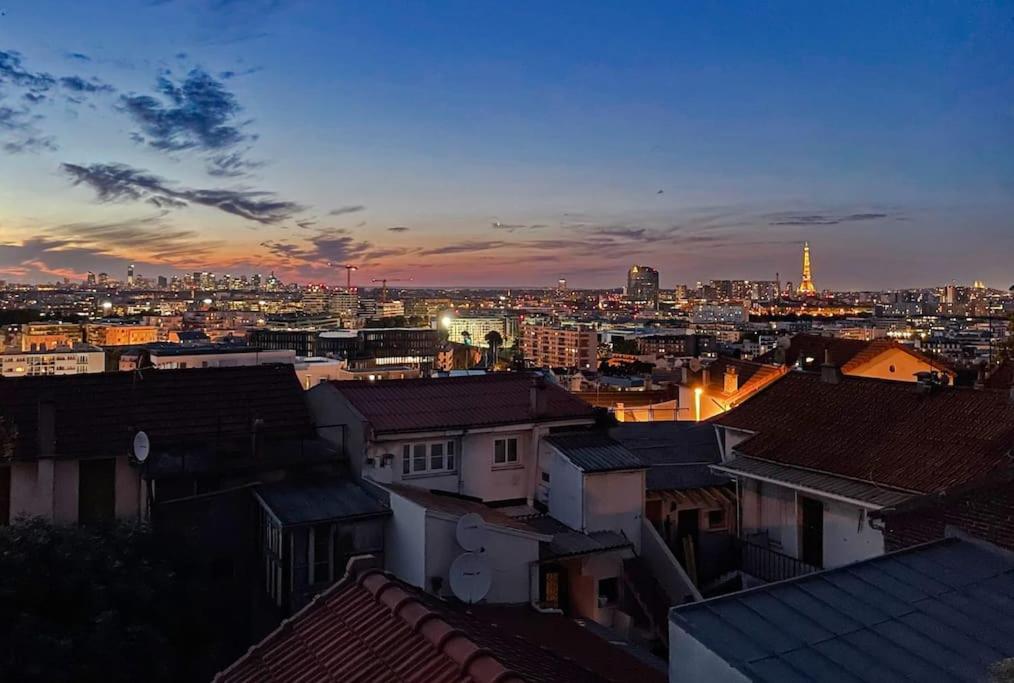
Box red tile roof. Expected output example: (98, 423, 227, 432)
(217, 565, 659, 683)
(0, 364, 311, 460)
(758, 334, 954, 376)
(713, 372, 1014, 495)
(330, 373, 596, 434)
(685, 357, 786, 403)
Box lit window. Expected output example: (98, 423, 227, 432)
(494, 438, 519, 465)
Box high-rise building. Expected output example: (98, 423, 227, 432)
(97, 272, 109, 287)
(797, 242, 816, 295)
(127, 263, 135, 287)
(157, 276, 168, 289)
(627, 265, 660, 307)
(85, 272, 96, 287)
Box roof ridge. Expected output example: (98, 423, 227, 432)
(357, 569, 524, 683)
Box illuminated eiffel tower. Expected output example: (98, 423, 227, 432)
(797, 241, 816, 295)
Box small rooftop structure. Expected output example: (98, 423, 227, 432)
(254, 477, 389, 527)
(610, 421, 726, 491)
(669, 537, 1014, 682)
(544, 432, 647, 473)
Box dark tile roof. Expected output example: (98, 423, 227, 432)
(219, 566, 661, 683)
(684, 356, 786, 401)
(525, 515, 633, 560)
(254, 476, 389, 526)
(544, 432, 647, 472)
(384, 484, 545, 534)
(0, 364, 312, 460)
(670, 537, 1014, 683)
(329, 373, 596, 434)
(985, 359, 1014, 390)
(609, 422, 727, 491)
(712, 372, 1014, 495)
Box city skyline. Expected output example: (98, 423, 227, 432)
(1, 1, 1012, 289)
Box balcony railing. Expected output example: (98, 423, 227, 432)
(736, 537, 819, 583)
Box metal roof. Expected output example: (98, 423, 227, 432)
(526, 516, 632, 560)
(544, 432, 647, 473)
(670, 537, 1014, 682)
(610, 422, 728, 491)
(713, 457, 914, 508)
(254, 477, 389, 526)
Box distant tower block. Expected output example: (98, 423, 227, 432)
(797, 242, 816, 295)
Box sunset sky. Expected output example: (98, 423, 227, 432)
(0, 1, 1011, 289)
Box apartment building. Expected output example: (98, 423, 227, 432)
(521, 324, 597, 369)
(0, 344, 105, 377)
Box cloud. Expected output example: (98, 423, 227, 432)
(120, 68, 252, 151)
(418, 241, 510, 256)
(0, 105, 56, 154)
(766, 211, 890, 226)
(388, 226, 410, 232)
(59, 75, 115, 93)
(0, 50, 56, 91)
(65, 52, 92, 63)
(62, 162, 304, 224)
(328, 205, 365, 216)
(260, 228, 411, 267)
(491, 221, 547, 231)
(206, 150, 265, 177)
(3, 135, 57, 154)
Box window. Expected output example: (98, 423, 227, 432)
(494, 438, 519, 466)
(310, 523, 332, 584)
(541, 471, 550, 483)
(402, 440, 456, 475)
(707, 509, 726, 529)
(597, 577, 619, 607)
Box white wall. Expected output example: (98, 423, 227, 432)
(583, 470, 645, 553)
(548, 452, 584, 531)
(424, 515, 539, 604)
(822, 497, 884, 567)
(739, 478, 884, 568)
(383, 494, 427, 588)
(669, 621, 750, 683)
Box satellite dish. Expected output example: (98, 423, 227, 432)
(132, 430, 150, 463)
(456, 513, 487, 552)
(449, 552, 492, 604)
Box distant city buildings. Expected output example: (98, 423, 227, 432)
(0, 344, 104, 377)
(521, 323, 597, 369)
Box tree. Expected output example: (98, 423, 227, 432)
(484, 330, 504, 366)
(0, 518, 213, 683)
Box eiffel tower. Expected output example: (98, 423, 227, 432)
(797, 242, 816, 295)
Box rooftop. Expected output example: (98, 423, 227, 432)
(670, 537, 1014, 682)
(329, 373, 596, 434)
(757, 333, 954, 376)
(219, 564, 662, 683)
(544, 431, 647, 473)
(609, 421, 726, 491)
(712, 371, 1014, 495)
(255, 476, 389, 526)
(0, 364, 312, 460)
(383, 484, 544, 535)
(685, 356, 786, 402)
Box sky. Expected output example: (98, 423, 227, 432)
(0, 1, 1012, 290)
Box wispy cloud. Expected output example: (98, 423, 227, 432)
(260, 228, 410, 266)
(328, 205, 365, 216)
(62, 162, 304, 225)
(766, 211, 891, 226)
(388, 226, 410, 232)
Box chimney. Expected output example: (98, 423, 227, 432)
(702, 366, 711, 390)
(680, 365, 689, 384)
(820, 349, 840, 384)
(724, 365, 739, 394)
(251, 417, 265, 460)
(974, 363, 986, 390)
(37, 398, 56, 457)
(773, 345, 786, 365)
(530, 376, 547, 417)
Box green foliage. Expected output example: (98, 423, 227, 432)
(0, 518, 209, 683)
(611, 338, 640, 355)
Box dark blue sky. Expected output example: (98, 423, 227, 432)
(0, 1, 1011, 288)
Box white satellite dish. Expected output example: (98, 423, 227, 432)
(456, 513, 487, 552)
(449, 552, 492, 604)
(132, 430, 150, 463)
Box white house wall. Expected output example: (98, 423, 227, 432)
(583, 470, 645, 553)
(548, 452, 584, 531)
(822, 497, 884, 567)
(383, 494, 428, 588)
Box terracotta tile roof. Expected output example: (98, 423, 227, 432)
(685, 357, 786, 402)
(383, 484, 546, 535)
(712, 372, 1014, 495)
(330, 373, 595, 434)
(877, 473, 1014, 551)
(0, 364, 312, 460)
(758, 334, 955, 376)
(218, 566, 661, 683)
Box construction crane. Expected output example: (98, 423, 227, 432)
(370, 277, 411, 303)
(329, 263, 358, 292)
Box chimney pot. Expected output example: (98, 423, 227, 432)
(724, 365, 739, 394)
(820, 350, 840, 384)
